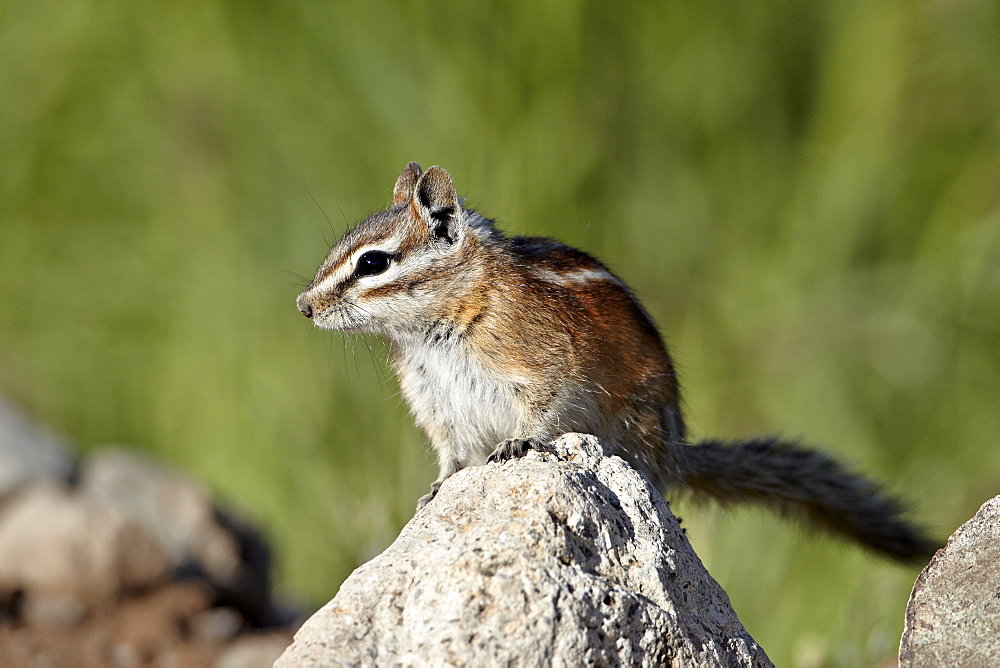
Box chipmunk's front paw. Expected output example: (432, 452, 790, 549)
(487, 437, 553, 463)
(415, 480, 443, 512)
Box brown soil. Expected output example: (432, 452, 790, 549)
(0, 582, 295, 668)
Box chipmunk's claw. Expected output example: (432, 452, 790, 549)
(416, 480, 443, 511)
(487, 437, 553, 463)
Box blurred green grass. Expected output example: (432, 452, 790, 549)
(2, 1, 998, 664)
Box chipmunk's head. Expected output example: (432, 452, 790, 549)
(296, 162, 493, 337)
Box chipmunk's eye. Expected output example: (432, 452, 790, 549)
(355, 250, 392, 277)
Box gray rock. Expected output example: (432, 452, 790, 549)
(79, 449, 240, 574)
(0, 399, 75, 497)
(79, 448, 275, 625)
(190, 606, 243, 641)
(277, 433, 770, 667)
(215, 633, 293, 668)
(0, 483, 170, 604)
(899, 495, 1000, 666)
(20, 593, 88, 627)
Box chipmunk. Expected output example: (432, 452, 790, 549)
(296, 162, 937, 563)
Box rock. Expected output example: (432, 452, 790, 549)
(20, 594, 88, 628)
(0, 422, 301, 666)
(108, 581, 214, 655)
(216, 633, 294, 668)
(79, 449, 239, 574)
(79, 448, 276, 625)
(0, 483, 170, 606)
(0, 582, 221, 668)
(190, 606, 243, 641)
(277, 433, 770, 667)
(899, 495, 1000, 666)
(0, 398, 75, 498)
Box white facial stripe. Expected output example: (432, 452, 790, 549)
(314, 261, 354, 293)
(533, 267, 621, 288)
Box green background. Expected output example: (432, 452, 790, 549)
(2, 2, 998, 664)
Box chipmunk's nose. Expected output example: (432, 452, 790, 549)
(296, 294, 314, 319)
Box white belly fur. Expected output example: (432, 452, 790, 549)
(393, 337, 520, 466)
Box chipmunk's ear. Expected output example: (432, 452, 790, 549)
(413, 166, 462, 244)
(392, 162, 423, 206)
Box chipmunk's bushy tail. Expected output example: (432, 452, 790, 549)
(677, 437, 938, 563)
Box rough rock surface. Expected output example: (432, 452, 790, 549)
(0, 398, 75, 497)
(899, 495, 1000, 666)
(277, 433, 770, 667)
